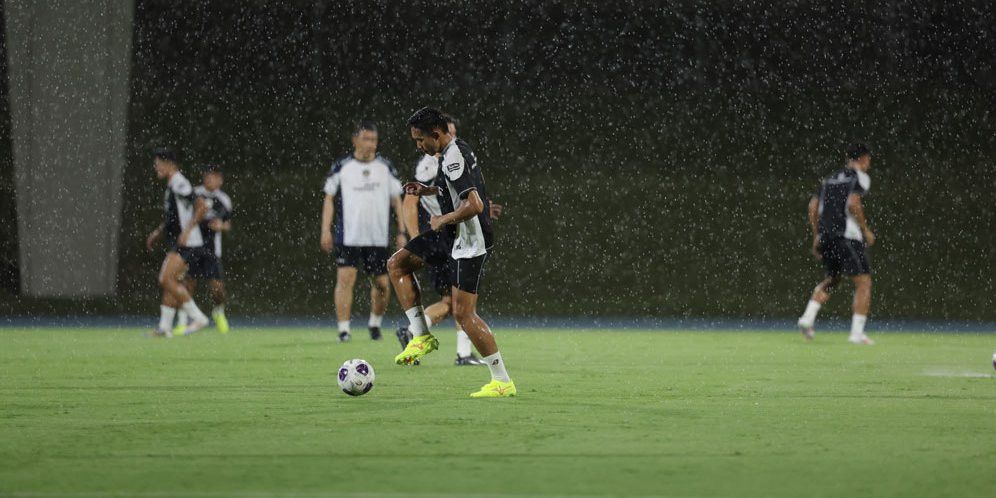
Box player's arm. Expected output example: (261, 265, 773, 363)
(178, 197, 208, 246)
(145, 222, 165, 251)
(403, 182, 439, 196)
(391, 195, 408, 248)
(430, 190, 484, 231)
(847, 193, 876, 246)
(402, 195, 421, 237)
(320, 194, 335, 253)
(807, 196, 820, 259)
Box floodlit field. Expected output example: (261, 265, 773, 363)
(1, 327, 993, 497)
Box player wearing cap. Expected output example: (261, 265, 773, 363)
(144, 147, 212, 338)
(173, 163, 233, 334)
(320, 121, 407, 342)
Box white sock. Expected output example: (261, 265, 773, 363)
(483, 351, 510, 382)
(175, 310, 189, 327)
(368, 313, 384, 328)
(405, 307, 430, 337)
(212, 305, 225, 316)
(158, 305, 177, 332)
(851, 314, 867, 338)
(456, 330, 472, 357)
(799, 300, 821, 327)
(338, 320, 351, 333)
(181, 300, 209, 324)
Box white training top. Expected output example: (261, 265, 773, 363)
(414, 154, 443, 217)
(322, 153, 403, 247)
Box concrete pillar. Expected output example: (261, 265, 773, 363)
(4, 0, 133, 296)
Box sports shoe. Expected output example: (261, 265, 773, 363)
(848, 334, 874, 345)
(338, 331, 352, 343)
(394, 333, 438, 365)
(172, 323, 188, 336)
(470, 379, 517, 398)
(183, 318, 209, 336)
(396, 326, 412, 349)
(213, 310, 230, 334)
(148, 328, 173, 339)
(797, 319, 815, 341)
(369, 326, 382, 341)
(455, 354, 486, 366)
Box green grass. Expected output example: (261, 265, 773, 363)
(0, 327, 994, 498)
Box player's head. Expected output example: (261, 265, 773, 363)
(442, 112, 458, 138)
(152, 147, 179, 179)
(407, 107, 450, 155)
(845, 143, 872, 171)
(351, 121, 378, 157)
(201, 163, 223, 190)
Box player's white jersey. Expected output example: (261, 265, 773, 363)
(437, 140, 492, 259)
(164, 172, 203, 248)
(414, 154, 443, 217)
(322, 153, 403, 247)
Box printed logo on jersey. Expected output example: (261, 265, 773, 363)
(445, 162, 461, 173)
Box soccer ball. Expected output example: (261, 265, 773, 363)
(338, 359, 375, 396)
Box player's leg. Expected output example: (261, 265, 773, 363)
(798, 276, 838, 340)
(334, 266, 358, 342)
(158, 251, 210, 334)
(366, 248, 390, 340)
(208, 278, 229, 333)
(449, 254, 515, 397)
(388, 245, 437, 365)
(154, 272, 181, 337)
(173, 278, 197, 335)
(848, 274, 873, 344)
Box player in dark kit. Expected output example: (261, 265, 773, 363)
(389, 107, 515, 398)
(144, 147, 212, 338)
(797, 144, 876, 344)
(173, 163, 233, 335)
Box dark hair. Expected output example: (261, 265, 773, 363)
(152, 146, 178, 163)
(201, 163, 222, 174)
(441, 112, 458, 127)
(845, 143, 871, 160)
(407, 107, 448, 135)
(353, 121, 378, 136)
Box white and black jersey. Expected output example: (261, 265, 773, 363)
(433, 139, 493, 259)
(194, 186, 233, 257)
(163, 172, 203, 249)
(414, 153, 443, 232)
(322, 153, 403, 247)
(815, 167, 871, 242)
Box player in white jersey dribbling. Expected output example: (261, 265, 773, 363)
(320, 122, 407, 342)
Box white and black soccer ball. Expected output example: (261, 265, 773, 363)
(338, 359, 375, 396)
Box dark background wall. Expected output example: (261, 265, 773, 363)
(1, 0, 993, 320)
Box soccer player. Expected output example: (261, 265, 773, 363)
(144, 147, 212, 338)
(396, 113, 502, 366)
(173, 164, 233, 334)
(320, 122, 406, 342)
(797, 143, 876, 344)
(389, 107, 516, 398)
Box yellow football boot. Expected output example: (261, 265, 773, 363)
(394, 333, 438, 365)
(470, 379, 517, 398)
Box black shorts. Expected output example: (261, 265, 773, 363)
(449, 253, 489, 294)
(336, 246, 389, 276)
(187, 250, 225, 281)
(425, 263, 452, 296)
(404, 231, 452, 267)
(821, 237, 871, 277)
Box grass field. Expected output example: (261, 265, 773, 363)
(1, 327, 994, 498)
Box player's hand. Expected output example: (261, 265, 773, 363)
(404, 182, 437, 197)
(177, 230, 189, 248)
(489, 202, 503, 220)
(320, 230, 334, 253)
(145, 230, 160, 251)
(811, 236, 822, 260)
(430, 215, 446, 232)
(863, 229, 876, 247)
(208, 219, 224, 231)
(395, 234, 408, 249)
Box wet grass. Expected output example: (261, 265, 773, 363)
(1, 327, 994, 497)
